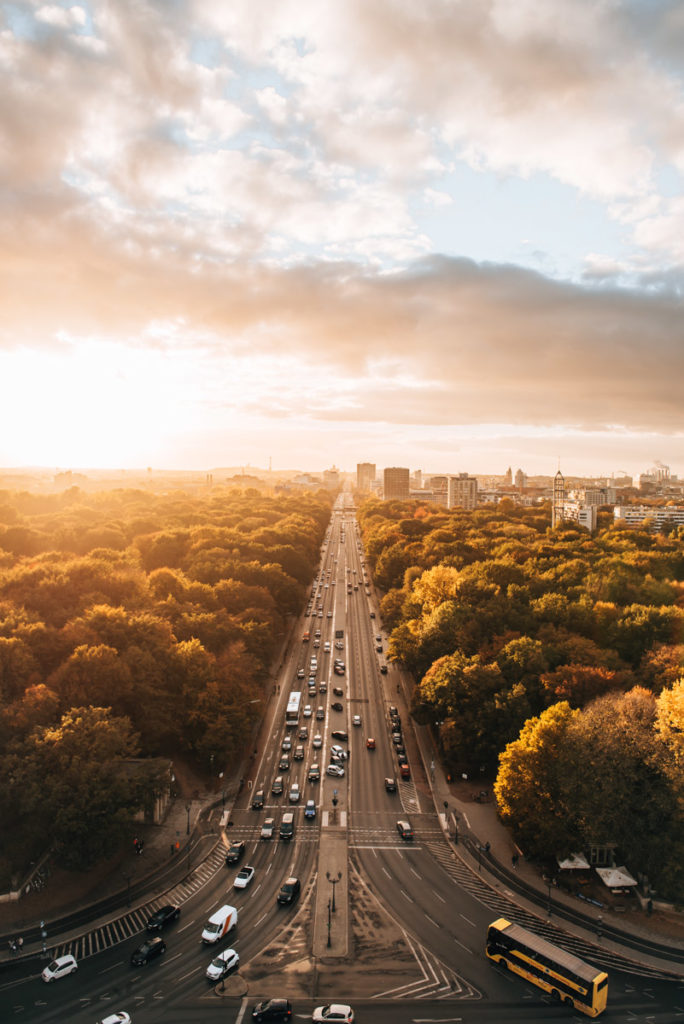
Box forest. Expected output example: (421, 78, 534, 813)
(0, 484, 332, 881)
(357, 496, 684, 900)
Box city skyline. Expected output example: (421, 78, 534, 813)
(1, 1, 683, 477)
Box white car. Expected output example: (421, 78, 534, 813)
(41, 954, 78, 982)
(289, 783, 301, 803)
(303, 705, 312, 717)
(326, 763, 345, 777)
(330, 744, 347, 761)
(313, 1004, 355, 1023)
(98, 1015, 132, 1024)
(233, 865, 255, 889)
(313, 733, 322, 748)
(205, 947, 239, 981)
(352, 715, 362, 727)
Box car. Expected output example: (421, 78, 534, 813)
(297, 668, 305, 678)
(303, 704, 312, 717)
(380, 664, 388, 674)
(319, 680, 327, 692)
(324, 641, 331, 651)
(330, 744, 347, 761)
(397, 752, 408, 765)
(389, 705, 399, 716)
(226, 841, 246, 865)
(304, 799, 316, 818)
(376, 644, 382, 653)
(366, 737, 376, 749)
(282, 737, 292, 752)
(370, 611, 376, 618)
(375, 635, 382, 642)
(289, 782, 301, 803)
(252, 998, 293, 1021)
(335, 640, 344, 649)
(392, 731, 403, 745)
(299, 725, 309, 740)
(41, 954, 78, 982)
(309, 686, 317, 697)
(318, 611, 323, 617)
(234, 865, 256, 889)
(252, 790, 265, 809)
(400, 763, 411, 779)
(326, 763, 345, 777)
(397, 820, 414, 841)
(312, 1005, 355, 1023)
(272, 776, 284, 796)
(311, 732, 322, 748)
(333, 664, 345, 675)
(331, 702, 343, 712)
(130, 936, 166, 966)
(98, 1014, 132, 1024)
(331, 730, 348, 742)
(146, 904, 180, 931)
(327, 611, 332, 617)
(277, 876, 301, 905)
(332, 686, 344, 696)
(313, 639, 320, 648)
(315, 630, 321, 639)
(316, 707, 325, 720)
(279, 754, 290, 770)
(206, 947, 239, 981)
(261, 817, 275, 839)
(308, 763, 321, 782)
(352, 714, 361, 727)
(385, 777, 397, 793)
(294, 744, 305, 760)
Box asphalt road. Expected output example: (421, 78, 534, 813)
(1, 497, 683, 1022)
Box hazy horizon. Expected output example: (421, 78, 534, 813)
(1, 1, 682, 479)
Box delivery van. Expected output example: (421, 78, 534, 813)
(201, 904, 238, 944)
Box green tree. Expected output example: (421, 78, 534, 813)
(494, 702, 579, 856)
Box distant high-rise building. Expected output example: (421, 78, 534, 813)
(447, 473, 478, 510)
(552, 469, 565, 528)
(504, 466, 513, 486)
(383, 467, 410, 501)
(514, 468, 527, 490)
(356, 462, 376, 492)
(323, 466, 340, 489)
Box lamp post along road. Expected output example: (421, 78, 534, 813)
(326, 870, 342, 913)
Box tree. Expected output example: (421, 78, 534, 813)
(1, 707, 161, 869)
(494, 702, 579, 856)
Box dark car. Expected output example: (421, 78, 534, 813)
(252, 998, 293, 1022)
(277, 876, 301, 905)
(333, 686, 344, 696)
(380, 664, 388, 674)
(130, 936, 166, 966)
(146, 904, 180, 932)
(385, 777, 397, 793)
(251, 790, 265, 809)
(225, 841, 245, 865)
(331, 702, 343, 712)
(331, 730, 348, 742)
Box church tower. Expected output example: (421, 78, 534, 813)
(552, 469, 565, 528)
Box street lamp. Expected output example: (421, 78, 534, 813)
(327, 898, 332, 948)
(326, 870, 342, 912)
(185, 801, 191, 835)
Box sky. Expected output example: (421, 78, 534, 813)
(1, 0, 684, 479)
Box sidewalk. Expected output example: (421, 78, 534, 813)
(397, 666, 684, 977)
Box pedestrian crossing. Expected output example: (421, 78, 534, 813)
(50, 845, 227, 963)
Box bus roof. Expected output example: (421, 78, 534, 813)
(490, 918, 606, 985)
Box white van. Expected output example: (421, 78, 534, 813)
(201, 904, 238, 943)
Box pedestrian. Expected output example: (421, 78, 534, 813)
(16, 936, 23, 951)
(511, 854, 519, 869)
(9, 939, 16, 954)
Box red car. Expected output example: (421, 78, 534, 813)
(366, 737, 376, 749)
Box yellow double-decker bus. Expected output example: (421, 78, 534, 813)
(486, 917, 608, 1017)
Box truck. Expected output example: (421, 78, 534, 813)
(201, 904, 238, 943)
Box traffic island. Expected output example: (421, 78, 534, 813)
(213, 973, 248, 997)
